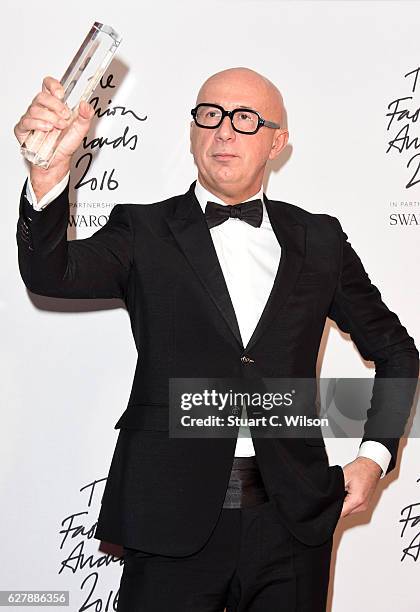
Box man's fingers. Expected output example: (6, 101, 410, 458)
(14, 75, 72, 146)
(32, 91, 70, 117)
(14, 115, 52, 145)
(28, 103, 71, 128)
(14, 75, 93, 152)
(14, 104, 73, 147)
(42, 76, 64, 100)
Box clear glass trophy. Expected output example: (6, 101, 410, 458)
(20, 22, 122, 169)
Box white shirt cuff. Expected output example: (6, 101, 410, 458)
(357, 440, 392, 479)
(25, 171, 70, 210)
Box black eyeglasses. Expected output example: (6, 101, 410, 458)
(191, 103, 281, 135)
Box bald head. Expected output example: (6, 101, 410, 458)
(190, 66, 289, 204)
(196, 67, 286, 127)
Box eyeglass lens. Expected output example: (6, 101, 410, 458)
(195, 106, 259, 133)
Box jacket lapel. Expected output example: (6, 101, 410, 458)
(243, 194, 306, 353)
(166, 182, 307, 354)
(166, 182, 243, 348)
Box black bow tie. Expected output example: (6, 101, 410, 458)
(205, 199, 263, 229)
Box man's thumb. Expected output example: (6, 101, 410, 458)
(76, 100, 95, 125)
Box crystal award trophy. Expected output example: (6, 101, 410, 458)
(20, 22, 122, 169)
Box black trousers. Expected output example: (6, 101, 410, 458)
(116, 458, 333, 611)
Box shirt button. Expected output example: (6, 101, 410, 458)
(241, 355, 255, 364)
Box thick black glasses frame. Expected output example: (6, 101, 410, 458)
(191, 103, 281, 135)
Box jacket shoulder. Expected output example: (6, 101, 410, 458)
(268, 198, 341, 236)
(116, 193, 183, 218)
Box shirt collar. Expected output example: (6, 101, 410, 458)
(194, 178, 265, 215)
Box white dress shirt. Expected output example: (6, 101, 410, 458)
(27, 171, 71, 211)
(25, 174, 392, 476)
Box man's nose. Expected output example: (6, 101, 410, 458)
(214, 115, 236, 141)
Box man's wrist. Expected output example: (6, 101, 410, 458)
(355, 456, 383, 478)
(30, 162, 71, 201)
(357, 440, 392, 479)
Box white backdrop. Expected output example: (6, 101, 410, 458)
(2, 1, 419, 610)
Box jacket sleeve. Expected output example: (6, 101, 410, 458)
(16, 178, 133, 300)
(326, 216, 419, 476)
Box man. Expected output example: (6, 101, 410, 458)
(15, 68, 418, 611)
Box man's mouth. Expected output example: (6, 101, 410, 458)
(212, 153, 238, 160)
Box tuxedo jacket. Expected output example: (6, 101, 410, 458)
(16, 180, 419, 556)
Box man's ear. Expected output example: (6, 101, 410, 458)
(189, 121, 194, 154)
(269, 129, 289, 160)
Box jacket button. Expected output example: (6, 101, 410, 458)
(241, 355, 255, 364)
